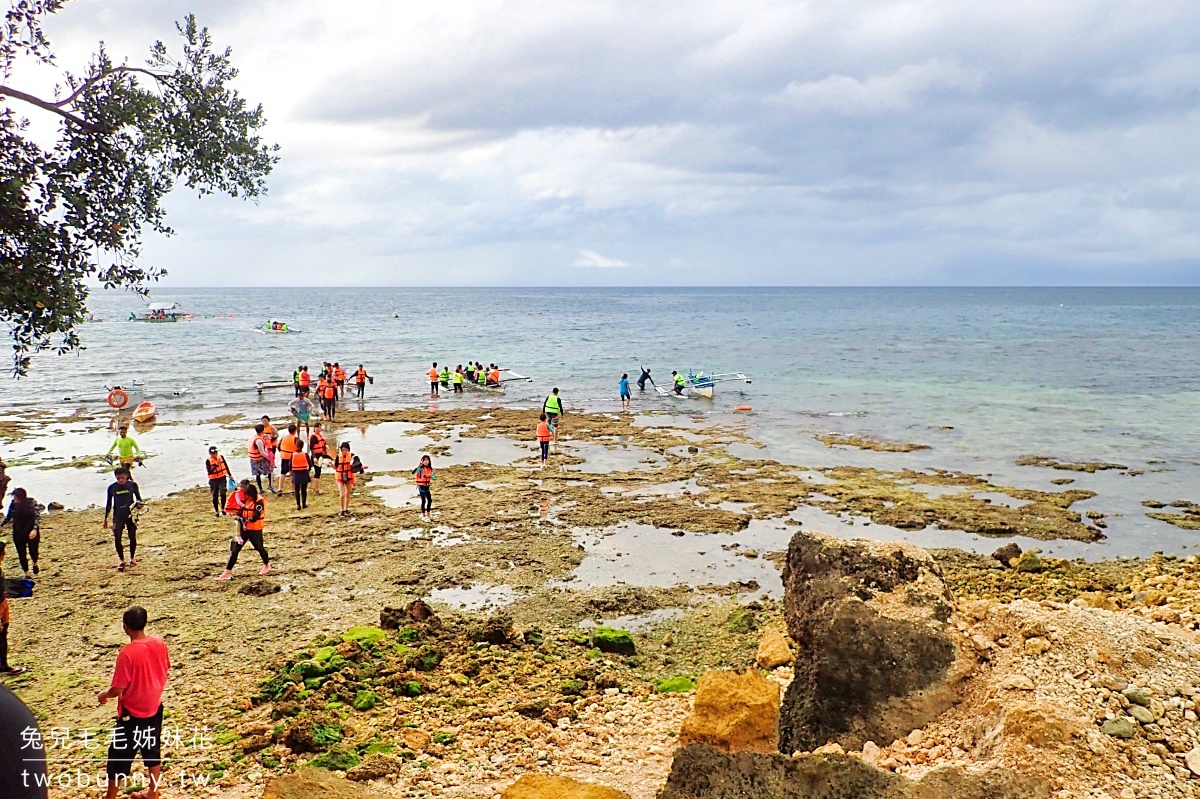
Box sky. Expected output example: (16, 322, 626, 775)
(10, 0, 1200, 285)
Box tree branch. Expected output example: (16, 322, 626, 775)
(55, 65, 169, 107)
(0, 83, 108, 133)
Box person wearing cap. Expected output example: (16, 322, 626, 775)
(204, 447, 233, 519)
(105, 425, 142, 469)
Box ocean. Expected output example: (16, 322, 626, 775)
(3, 286, 1199, 558)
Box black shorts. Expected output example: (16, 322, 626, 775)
(112, 514, 137, 536)
(546, 413, 559, 425)
(337, 379, 345, 388)
(280, 458, 292, 476)
(106, 704, 163, 777)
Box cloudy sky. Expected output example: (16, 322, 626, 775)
(14, 0, 1200, 285)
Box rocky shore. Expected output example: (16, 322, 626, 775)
(3, 407, 1199, 798)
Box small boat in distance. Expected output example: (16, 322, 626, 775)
(256, 320, 298, 334)
(128, 302, 192, 322)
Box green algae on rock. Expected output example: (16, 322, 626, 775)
(816, 434, 931, 453)
(1015, 455, 1127, 473)
(592, 627, 637, 655)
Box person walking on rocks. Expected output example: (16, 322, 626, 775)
(217, 484, 270, 580)
(98, 606, 169, 799)
(335, 441, 357, 516)
(536, 413, 553, 467)
(103, 467, 142, 572)
(1, 487, 40, 578)
(412, 455, 435, 519)
(542, 388, 565, 446)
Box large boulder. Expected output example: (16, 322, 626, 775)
(658, 745, 1047, 799)
(779, 532, 974, 754)
(501, 774, 629, 798)
(679, 669, 781, 754)
(262, 768, 391, 799)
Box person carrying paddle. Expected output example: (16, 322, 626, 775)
(543, 388, 565, 445)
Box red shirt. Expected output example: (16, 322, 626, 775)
(111, 636, 170, 718)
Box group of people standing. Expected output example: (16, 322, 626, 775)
(289, 362, 373, 422)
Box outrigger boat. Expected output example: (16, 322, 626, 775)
(464, 369, 533, 392)
(255, 380, 296, 395)
(657, 370, 752, 399)
(128, 302, 192, 322)
(256, 320, 297, 334)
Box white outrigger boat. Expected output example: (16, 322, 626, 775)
(657, 370, 752, 399)
(464, 368, 533, 393)
(129, 302, 193, 322)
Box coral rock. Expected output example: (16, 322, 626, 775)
(679, 669, 780, 754)
(263, 768, 390, 798)
(755, 630, 794, 670)
(500, 774, 628, 799)
(778, 532, 972, 754)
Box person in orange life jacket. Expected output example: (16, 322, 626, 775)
(225, 479, 250, 538)
(308, 423, 330, 495)
(298, 365, 312, 393)
(536, 413, 554, 466)
(277, 424, 300, 477)
(354, 364, 372, 399)
(488, 366, 501, 386)
(318, 377, 337, 422)
(427, 363, 440, 397)
(248, 423, 274, 494)
(333, 363, 346, 399)
(412, 455, 435, 518)
(205, 446, 232, 518)
(217, 484, 270, 580)
(260, 416, 279, 491)
(290, 441, 312, 511)
(334, 441, 360, 516)
(316, 375, 329, 417)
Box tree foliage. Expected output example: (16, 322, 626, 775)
(1, 1, 278, 375)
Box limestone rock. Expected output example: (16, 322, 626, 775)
(263, 768, 391, 799)
(658, 745, 1048, 799)
(480, 612, 515, 645)
(992, 542, 1022, 567)
(1185, 746, 1200, 777)
(400, 728, 431, 752)
(1102, 718, 1136, 739)
(778, 532, 972, 754)
(501, 774, 628, 799)
(755, 630, 793, 670)
(346, 754, 405, 782)
(679, 669, 780, 754)
(238, 578, 280, 596)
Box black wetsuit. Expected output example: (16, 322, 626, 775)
(637, 369, 652, 390)
(105, 480, 142, 561)
(0, 686, 48, 797)
(3, 499, 39, 574)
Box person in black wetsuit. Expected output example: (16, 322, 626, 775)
(637, 366, 654, 391)
(0, 684, 47, 797)
(103, 468, 142, 573)
(0, 488, 40, 578)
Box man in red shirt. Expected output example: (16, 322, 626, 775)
(97, 606, 169, 799)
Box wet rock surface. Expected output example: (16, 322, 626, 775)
(658, 746, 1047, 799)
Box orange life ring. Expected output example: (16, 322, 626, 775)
(107, 388, 129, 409)
(734, 405, 752, 411)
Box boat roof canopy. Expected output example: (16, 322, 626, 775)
(146, 302, 180, 312)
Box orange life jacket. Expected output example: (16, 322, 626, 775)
(537, 422, 552, 442)
(335, 451, 354, 482)
(278, 433, 299, 456)
(334, 367, 346, 381)
(323, 382, 336, 400)
(427, 368, 439, 381)
(413, 465, 433, 487)
(310, 432, 327, 456)
(299, 370, 312, 387)
(291, 451, 310, 471)
(489, 369, 500, 384)
(239, 495, 266, 531)
(225, 488, 245, 514)
(263, 424, 277, 451)
(317, 377, 327, 394)
(207, 455, 230, 481)
(355, 368, 367, 384)
(249, 434, 268, 461)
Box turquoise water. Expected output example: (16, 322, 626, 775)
(3, 287, 1199, 556)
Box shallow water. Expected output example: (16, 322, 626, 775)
(5, 287, 1200, 556)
